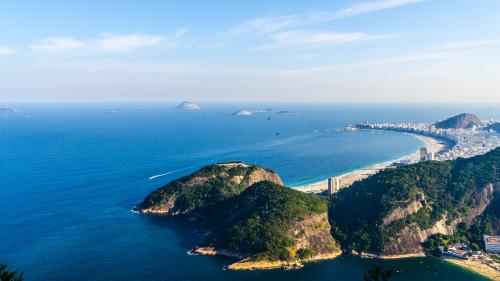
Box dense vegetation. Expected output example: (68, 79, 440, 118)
(203, 181, 330, 261)
(329, 148, 500, 254)
(136, 163, 280, 214)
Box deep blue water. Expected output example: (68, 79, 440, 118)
(1, 103, 498, 281)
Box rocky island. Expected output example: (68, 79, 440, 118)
(176, 101, 200, 110)
(135, 149, 499, 275)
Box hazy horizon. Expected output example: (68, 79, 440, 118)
(1, 0, 500, 103)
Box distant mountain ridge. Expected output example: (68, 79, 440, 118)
(486, 123, 500, 133)
(434, 113, 482, 129)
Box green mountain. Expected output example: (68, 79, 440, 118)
(134, 162, 283, 214)
(136, 149, 499, 268)
(197, 181, 340, 269)
(135, 163, 340, 269)
(434, 113, 482, 129)
(329, 148, 500, 256)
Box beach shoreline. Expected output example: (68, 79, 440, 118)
(442, 257, 500, 280)
(293, 132, 450, 193)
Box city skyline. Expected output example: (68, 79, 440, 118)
(1, 0, 500, 103)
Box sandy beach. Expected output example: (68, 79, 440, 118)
(443, 257, 500, 280)
(294, 133, 450, 193)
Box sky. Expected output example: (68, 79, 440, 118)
(0, 0, 499, 103)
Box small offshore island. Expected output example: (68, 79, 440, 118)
(134, 114, 500, 279)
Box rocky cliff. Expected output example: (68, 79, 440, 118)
(329, 148, 500, 256)
(380, 183, 497, 256)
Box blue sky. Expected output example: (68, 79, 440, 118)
(0, 0, 499, 102)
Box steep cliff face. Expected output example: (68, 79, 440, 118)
(329, 148, 500, 256)
(134, 163, 283, 214)
(382, 195, 425, 226)
(204, 212, 341, 270)
(380, 184, 496, 256)
(289, 213, 341, 260)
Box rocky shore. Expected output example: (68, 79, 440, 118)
(193, 247, 341, 270)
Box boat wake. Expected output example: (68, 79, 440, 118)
(187, 249, 199, 256)
(148, 166, 193, 180)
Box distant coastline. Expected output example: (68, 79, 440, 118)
(294, 131, 451, 193)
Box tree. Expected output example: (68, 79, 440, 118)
(0, 264, 24, 281)
(364, 266, 393, 281)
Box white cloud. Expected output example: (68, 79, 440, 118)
(259, 30, 399, 49)
(335, 0, 427, 19)
(31, 37, 85, 52)
(225, 0, 427, 36)
(31, 30, 187, 53)
(92, 34, 163, 52)
(434, 39, 500, 49)
(0, 46, 16, 55)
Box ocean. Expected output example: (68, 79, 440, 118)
(1, 103, 498, 281)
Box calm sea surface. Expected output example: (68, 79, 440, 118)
(1, 103, 498, 281)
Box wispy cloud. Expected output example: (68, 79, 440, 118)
(31, 30, 187, 53)
(32, 37, 86, 52)
(434, 39, 500, 49)
(279, 51, 466, 75)
(92, 34, 164, 52)
(334, 0, 427, 19)
(258, 30, 399, 49)
(350, 51, 466, 67)
(0, 46, 16, 55)
(225, 0, 427, 36)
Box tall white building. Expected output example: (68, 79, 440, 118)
(328, 177, 341, 194)
(484, 235, 500, 253)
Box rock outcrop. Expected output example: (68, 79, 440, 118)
(381, 183, 497, 256)
(434, 113, 482, 129)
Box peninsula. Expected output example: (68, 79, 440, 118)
(134, 162, 341, 270)
(135, 149, 500, 278)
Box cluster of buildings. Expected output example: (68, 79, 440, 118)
(436, 236, 500, 273)
(356, 121, 500, 161)
(440, 243, 472, 259)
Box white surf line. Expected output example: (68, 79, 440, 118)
(148, 166, 194, 180)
